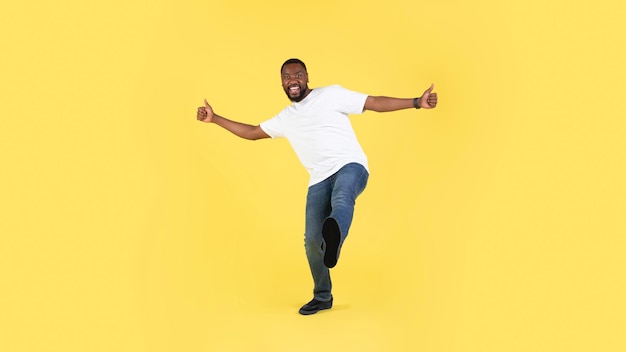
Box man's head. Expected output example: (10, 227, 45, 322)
(281, 58, 310, 102)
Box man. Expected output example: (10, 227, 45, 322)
(197, 58, 438, 315)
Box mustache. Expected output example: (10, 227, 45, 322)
(283, 84, 306, 102)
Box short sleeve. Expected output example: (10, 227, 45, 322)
(331, 85, 368, 115)
(259, 114, 284, 139)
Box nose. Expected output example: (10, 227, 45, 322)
(284, 77, 299, 87)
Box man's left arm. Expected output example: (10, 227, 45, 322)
(364, 84, 438, 112)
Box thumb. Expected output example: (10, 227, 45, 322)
(425, 83, 434, 93)
(204, 99, 210, 108)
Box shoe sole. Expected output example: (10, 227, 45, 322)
(299, 302, 333, 315)
(322, 218, 341, 268)
(299, 305, 332, 315)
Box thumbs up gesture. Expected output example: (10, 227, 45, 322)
(419, 84, 438, 109)
(197, 99, 215, 122)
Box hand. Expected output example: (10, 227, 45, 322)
(419, 84, 438, 109)
(197, 99, 215, 122)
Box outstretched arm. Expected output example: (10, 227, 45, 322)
(197, 99, 270, 140)
(364, 84, 438, 112)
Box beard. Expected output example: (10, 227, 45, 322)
(283, 83, 308, 102)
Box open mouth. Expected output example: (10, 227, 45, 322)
(288, 85, 300, 95)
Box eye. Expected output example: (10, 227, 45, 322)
(282, 73, 305, 81)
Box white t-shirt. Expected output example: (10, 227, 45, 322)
(260, 85, 369, 186)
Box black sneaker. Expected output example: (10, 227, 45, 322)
(322, 217, 341, 268)
(298, 297, 333, 315)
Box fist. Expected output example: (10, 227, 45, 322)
(197, 106, 208, 121)
(420, 84, 438, 109)
(197, 99, 214, 122)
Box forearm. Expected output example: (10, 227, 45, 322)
(212, 114, 263, 140)
(365, 96, 416, 112)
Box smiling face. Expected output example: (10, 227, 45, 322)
(281, 63, 310, 102)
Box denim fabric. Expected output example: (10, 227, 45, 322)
(304, 163, 369, 301)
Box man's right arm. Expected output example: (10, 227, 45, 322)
(197, 99, 270, 141)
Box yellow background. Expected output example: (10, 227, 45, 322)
(1, 0, 624, 351)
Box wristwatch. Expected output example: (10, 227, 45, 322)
(413, 97, 421, 109)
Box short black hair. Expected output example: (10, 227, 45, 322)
(281, 58, 307, 73)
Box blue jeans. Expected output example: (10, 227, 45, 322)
(304, 163, 369, 301)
